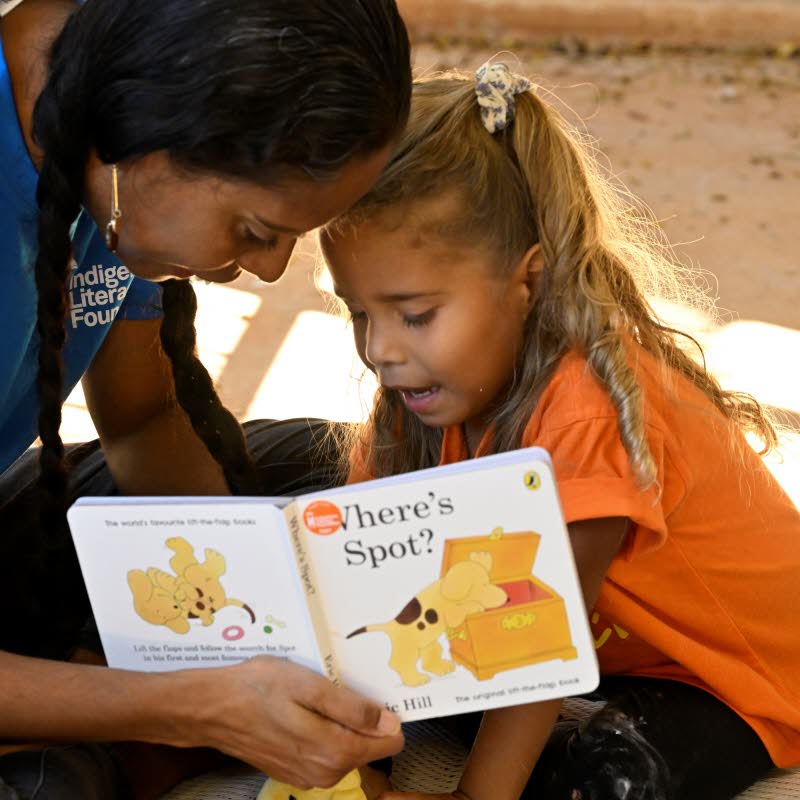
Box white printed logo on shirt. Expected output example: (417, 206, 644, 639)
(68, 262, 131, 328)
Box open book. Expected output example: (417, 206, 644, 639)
(67, 447, 598, 721)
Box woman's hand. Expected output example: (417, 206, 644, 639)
(174, 656, 403, 788)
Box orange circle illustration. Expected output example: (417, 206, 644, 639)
(303, 500, 343, 536)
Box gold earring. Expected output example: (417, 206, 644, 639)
(104, 164, 122, 253)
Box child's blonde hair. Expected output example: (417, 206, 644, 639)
(329, 69, 776, 484)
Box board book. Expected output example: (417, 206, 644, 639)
(67, 446, 599, 721)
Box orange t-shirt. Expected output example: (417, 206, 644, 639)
(348, 345, 800, 767)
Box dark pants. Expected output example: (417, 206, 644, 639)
(0, 419, 341, 800)
(446, 676, 774, 800)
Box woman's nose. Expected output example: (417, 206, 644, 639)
(236, 238, 297, 283)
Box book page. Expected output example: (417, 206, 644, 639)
(294, 450, 598, 721)
(67, 500, 324, 673)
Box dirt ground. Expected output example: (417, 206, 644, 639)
(412, 42, 800, 329)
(396, 0, 800, 50)
(62, 43, 800, 500)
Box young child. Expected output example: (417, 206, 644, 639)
(319, 63, 800, 800)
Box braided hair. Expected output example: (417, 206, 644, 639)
(20, 0, 410, 657)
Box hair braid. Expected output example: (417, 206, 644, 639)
(33, 164, 77, 530)
(31, 10, 91, 523)
(24, 11, 95, 652)
(159, 280, 261, 495)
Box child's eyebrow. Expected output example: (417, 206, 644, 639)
(377, 291, 442, 302)
(332, 287, 444, 302)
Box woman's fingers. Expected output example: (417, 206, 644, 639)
(295, 668, 402, 737)
(186, 657, 403, 787)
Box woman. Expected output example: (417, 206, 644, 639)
(0, 0, 410, 797)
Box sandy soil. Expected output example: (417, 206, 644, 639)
(396, 0, 800, 50)
(412, 42, 800, 330)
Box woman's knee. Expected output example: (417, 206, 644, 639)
(0, 744, 132, 800)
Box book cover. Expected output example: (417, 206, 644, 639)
(67, 447, 598, 721)
(292, 449, 598, 720)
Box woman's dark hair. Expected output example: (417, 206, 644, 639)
(23, 0, 410, 657)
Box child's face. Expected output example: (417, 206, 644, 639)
(322, 217, 536, 432)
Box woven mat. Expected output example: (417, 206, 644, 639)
(162, 700, 800, 799)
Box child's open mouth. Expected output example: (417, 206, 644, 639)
(398, 386, 441, 414)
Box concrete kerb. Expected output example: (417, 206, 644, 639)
(397, 0, 800, 51)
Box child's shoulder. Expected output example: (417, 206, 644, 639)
(532, 339, 718, 437)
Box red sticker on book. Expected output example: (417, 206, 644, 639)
(303, 501, 343, 536)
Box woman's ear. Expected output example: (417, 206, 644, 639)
(512, 243, 545, 312)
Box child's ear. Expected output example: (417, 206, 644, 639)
(512, 243, 545, 311)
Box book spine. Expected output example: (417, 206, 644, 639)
(283, 503, 339, 685)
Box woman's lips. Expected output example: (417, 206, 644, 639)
(167, 265, 194, 279)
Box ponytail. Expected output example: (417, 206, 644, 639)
(499, 89, 657, 484)
(330, 70, 777, 484)
(502, 88, 776, 482)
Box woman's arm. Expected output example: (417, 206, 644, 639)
(380, 516, 630, 800)
(0, 651, 403, 787)
(82, 317, 229, 495)
(0, 650, 190, 746)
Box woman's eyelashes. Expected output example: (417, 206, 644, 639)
(240, 225, 280, 250)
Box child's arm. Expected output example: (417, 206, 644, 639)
(453, 515, 630, 800)
(379, 516, 628, 800)
(453, 699, 562, 800)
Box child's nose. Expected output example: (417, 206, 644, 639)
(366, 322, 405, 368)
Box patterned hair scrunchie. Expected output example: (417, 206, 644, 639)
(475, 62, 532, 134)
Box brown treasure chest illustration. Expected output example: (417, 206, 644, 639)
(444, 529, 577, 681)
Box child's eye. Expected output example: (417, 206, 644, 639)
(348, 309, 367, 323)
(403, 309, 435, 328)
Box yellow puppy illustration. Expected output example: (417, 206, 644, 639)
(347, 552, 507, 687)
(127, 567, 192, 634)
(127, 537, 255, 632)
(256, 769, 365, 800)
(166, 536, 255, 626)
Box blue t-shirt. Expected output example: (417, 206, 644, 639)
(0, 34, 163, 473)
